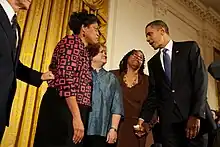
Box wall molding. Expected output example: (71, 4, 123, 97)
(176, 0, 220, 32)
(152, 0, 168, 17)
(202, 28, 220, 50)
(168, 6, 200, 32)
(153, 0, 220, 33)
(130, 0, 150, 8)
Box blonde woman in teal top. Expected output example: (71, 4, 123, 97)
(85, 43, 124, 147)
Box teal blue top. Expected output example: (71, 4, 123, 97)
(87, 68, 124, 136)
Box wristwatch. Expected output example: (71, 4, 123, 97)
(110, 126, 117, 132)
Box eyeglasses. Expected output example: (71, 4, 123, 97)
(131, 53, 144, 61)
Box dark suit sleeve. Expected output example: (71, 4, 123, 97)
(16, 60, 43, 87)
(189, 41, 208, 119)
(140, 62, 158, 122)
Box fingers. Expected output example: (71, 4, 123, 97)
(186, 128, 193, 139)
(135, 131, 145, 137)
(186, 125, 200, 139)
(134, 124, 147, 138)
(73, 128, 84, 144)
(140, 126, 146, 132)
(133, 125, 141, 131)
(143, 123, 150, 133)
(108, 138, 117, 144)
(49, 72, 55, 79)
(186, 128, 196, 139)
(106, 133, 117, 144)
(191, 125, 198, 138)
(48, 71, 55, 79)
(186, 117, 201, 140)
(73, 129, 79, 143)
(41, 71, 55, 80)
(106, 133, 110, 142)
(107, 138, 116, 144)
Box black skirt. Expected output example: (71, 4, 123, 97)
(34, 88, 89, 147)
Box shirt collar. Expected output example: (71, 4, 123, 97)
(92, 68, 106, 78)
(0, 0, 16, 25)
(161, 40, 173, 52)
(92, 67, 105, 73)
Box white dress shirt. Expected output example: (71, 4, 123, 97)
(0, 0, 18, 47)
(160, 40, 173, 71)
(0, 0, 15, 25)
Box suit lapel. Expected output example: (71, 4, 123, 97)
(154, 51, 163, 73)
(171, 42, 179, 83)
(0, 5, 17, 63)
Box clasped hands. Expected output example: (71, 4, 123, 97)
(133, 116, 200, 139)
(133, 120, 150, 138)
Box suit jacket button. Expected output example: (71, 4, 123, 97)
(172, 90, 175, 93)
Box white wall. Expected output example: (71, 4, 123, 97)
(106, 0, 220, 109)
(106, 0, 157, 74)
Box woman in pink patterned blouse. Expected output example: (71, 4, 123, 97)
(34, 11, 99, 147)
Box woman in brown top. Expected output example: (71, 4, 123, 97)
(111, 49, 151, 147)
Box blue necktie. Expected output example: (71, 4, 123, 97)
(11, 15, 18, 60)
(163, 48, 171, 81)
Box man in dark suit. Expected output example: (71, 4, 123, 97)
(137, 20, 213, 147)
(0, 0, 54, 142)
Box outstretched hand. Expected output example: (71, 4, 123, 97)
(41, 71, 55, 81)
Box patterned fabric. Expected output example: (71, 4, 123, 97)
(48, 34, 92, 107)
(87, 68, 124, 136)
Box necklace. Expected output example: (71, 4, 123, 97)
(123, 74, 138, 88)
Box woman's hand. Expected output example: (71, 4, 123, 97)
(72, 117, 84, 144)
(106, 128, 117, 144)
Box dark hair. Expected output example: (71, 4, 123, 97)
(146, 20, 169, 34)
(87, 43, 106, 58)
(119, 49, 145, 74)
(68, 10, 99, 34)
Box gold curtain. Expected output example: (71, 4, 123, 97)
(1, 0, 108, 146)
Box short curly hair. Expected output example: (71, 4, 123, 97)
(68, 10, 99, 34)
